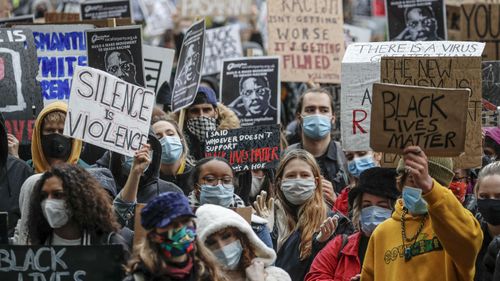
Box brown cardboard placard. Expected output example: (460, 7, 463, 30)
(267, 0, 344, 83)
(233, 207, 252, 224)
(133, 203, 146, 248)
(446, 5, 461, 40)
(380, 56, 482, 168)
(44, 12, 80, 23)
(371, 83, 469, 156)
(460, 3, 500, 60)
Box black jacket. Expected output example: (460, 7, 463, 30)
(160, 162, 194, 196)
(483, 235, 500, 281)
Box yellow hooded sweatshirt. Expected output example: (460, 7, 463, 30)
(361, 179, 482, 281)
(31, 102, 82, 173)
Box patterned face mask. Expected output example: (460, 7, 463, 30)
(186, 116, 217, 142)
(151, 226, 197, 258)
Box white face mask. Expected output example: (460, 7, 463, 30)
(280, 178, 317, 205)
(212, 240, 243, 270)
(250, 176, 264, 197)
(42, 199, 71, 229)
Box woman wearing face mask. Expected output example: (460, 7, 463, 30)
(195, 204, 290, 281)
(124, 192, 227, 281)
(26, 164, 128, 252)
(189, 157, 273, 248)
(274, 149, 354, 281)
(305, 167, 399, 281)
(152, 117, 195, 195)
(361, 146, 482, 281)
(333, 151, 378, 216)
(473, 162, 500, 281)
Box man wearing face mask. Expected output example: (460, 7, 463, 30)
(183, 86, 240, 160)
(361, 146, 482, 281)
(284, 88, 349, 206)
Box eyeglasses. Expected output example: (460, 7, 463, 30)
(201, 176, 233, 187)
(407, 18, 436, 29)
(242, 88, 268, 98)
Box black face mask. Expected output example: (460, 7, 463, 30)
(41, 133, 72, 160)
(478, 198, 500, 226)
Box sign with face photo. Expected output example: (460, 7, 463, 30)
(221, 57, 280, 127)
(86, 25, 144, 86)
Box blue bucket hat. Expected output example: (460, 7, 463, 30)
(141, 192, 195, 230)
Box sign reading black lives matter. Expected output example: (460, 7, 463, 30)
(0, 245, 124, 281)
(221, 57, 280, 127)
(205, 125, 280, 172)
(63, 66, 155, 157)
(80, 0, 132, 20)
(202, 24, 242, 75)
(0, 28, 42, 145)
(86, 25, 144, 86)
(386, 0, 446, 41)
(171, 19, 205, 112)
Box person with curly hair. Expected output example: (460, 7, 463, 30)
(124, 192, 227, 281)
(26, 163, 128, 250)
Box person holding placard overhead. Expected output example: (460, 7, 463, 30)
(360, 146, 482, 281)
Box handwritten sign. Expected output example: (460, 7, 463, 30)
(0, 28, 42, 144)
(202, 24, 242, 76)
(81, 0, 131, 20)
(340, 41, 484, 155)
(204, 125, 280, 172)
(143, 45, 175, 93)
(371, 83, 468, 156)
(267, 0, 344, 83)
(63, 66, 155, 156)
(171, 19, 205, 112)
(0, 245, 124, 281)
(179, 0, 252, 17)
(461, 3, 500, 60)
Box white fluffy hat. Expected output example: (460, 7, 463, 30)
(195, 204, 276, 266)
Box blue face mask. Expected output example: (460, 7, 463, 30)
(360, 205, 392, 236)
(199, 184, 234, 207)
(348, 155, 376, 178)
(402, 186, 428, 215)
(302, 115, 331, 140)
(159, 136, 183, 164)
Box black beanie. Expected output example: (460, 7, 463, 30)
(348, 167, 400, 208)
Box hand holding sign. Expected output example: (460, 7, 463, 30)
(403, 146, 433, 194)
(132, 143, 151, 176)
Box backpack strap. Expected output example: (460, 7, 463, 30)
(337, 234, 349, 259)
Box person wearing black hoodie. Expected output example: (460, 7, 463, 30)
(0, 113, 33, 237)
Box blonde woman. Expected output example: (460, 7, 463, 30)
(274, 149, 354, 281)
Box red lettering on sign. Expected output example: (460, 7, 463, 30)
(352, 110, 367, 134)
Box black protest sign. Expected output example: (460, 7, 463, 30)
(370, 83, 469, 156)
(202, 24, 242, 75)
(81, 0, 132, 20)
(204, 125, 280, 172)
(0, 28, 42, 145)
(386, 0, 446, 41)
(86, 25, 144, 86)
(482, 61, 500, 106)
(221, 57, 280, 127)
(0, 245, 124, 281)
(171, 19, 205, 112)
(0, 15, 34, 27)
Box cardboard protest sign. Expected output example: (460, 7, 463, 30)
(386, 0, 446, 41)
(370, 83, 469, 156)
(81, 0, 132, 20)
(461, 3, 500, 60)
(267, 0, 344, 83)
(205, 125, 281, 172)
(379, 56, 483, 167)
(221, 57, 280, 127)
(179, 0, 253, 17)
(344, 24, 372, 47)
(0, 15, 34, 27)
(482, 61, 500, 106)
(142, 45, 175, 94)
(0, 28, 42, 144)
(63, 66, 155, 156)
(45, 12, 81, 23)
(139, 0, 176, 37)
(171, 19, 205, 112)
(86, 25, 144, 86)
(340, 41, 484, 155)
(203, 24, 243, 76)
(447, 4, 461, 40)
(19, 24, 93, 105)
(0, 245, 124, 280)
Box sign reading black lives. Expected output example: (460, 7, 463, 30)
(0, 28, 42, 145)
(0, 245, 124, 281)
(221, 57, 280, 127)
(171, 19, 205, 112)
(205, 125, 280, 172)
(81, 0, 132, 20)
(386, 0, 446, 41)
(86, 25, 144, 86)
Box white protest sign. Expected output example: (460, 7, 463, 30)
(340, 41, 485, 151)
(143, 45, 175, 93)
(203, 24, 242, 76)
(64, 66, 155, 156)
(179, 0, 253, 17)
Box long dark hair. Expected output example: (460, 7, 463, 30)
(27, 164, 120, 244)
